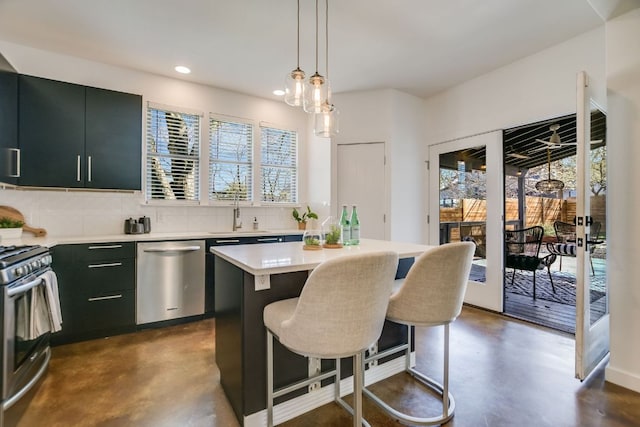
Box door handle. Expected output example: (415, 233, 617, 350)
(257, 238, 279, 242)
(215, 239, 240, 244)
(87, 155, 92, 182)
(8, 148, 20, 178)
(143, 246, 201, 253)
(7, 277, 43, 297)
(76, 155, 82, 182)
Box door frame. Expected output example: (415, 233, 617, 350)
(575, 70, 609, 380)
(428, 131, 504, 312)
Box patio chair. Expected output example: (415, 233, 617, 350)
(550, 220, 600, 275)
(505, 226, 556, 299)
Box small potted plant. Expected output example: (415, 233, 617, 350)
(0, 217, 24, 240)
(292, 206, 318, 230)
(323, 224, 343, 249)
(302, 230, 322, 250)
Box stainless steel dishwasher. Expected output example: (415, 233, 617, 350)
(136, 240, 205, 325)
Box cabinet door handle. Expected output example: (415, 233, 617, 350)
(215, 239, 240, 244)
(257, 238, 279, 242)
(88, 262, 123, 269)
(88, 245, 123, 250)
(87, 155, 92, 182)
(88, 294, 123, 302)
(76, 155, 82, 182)
(8, 148, 20, 178)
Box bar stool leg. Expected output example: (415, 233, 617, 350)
(353, 352, 363, 427)
(267, 330, 274, 427)
(335, 358, 341, 401)
(443, 323, 450, 420)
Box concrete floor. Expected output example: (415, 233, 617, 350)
(7, 306, 640, 427)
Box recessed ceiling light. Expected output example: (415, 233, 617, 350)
(174, 65, 191, 74)
(273, 89, 285, 96)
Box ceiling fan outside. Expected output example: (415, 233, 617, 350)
(533, 123, 603, 151)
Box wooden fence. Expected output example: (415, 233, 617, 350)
(440, 195, 606, 233)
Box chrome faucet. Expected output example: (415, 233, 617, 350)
(232, 194, 242, 231)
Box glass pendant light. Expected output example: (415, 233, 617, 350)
(313, 0, 339, 137)
(284, 0, 305, 107)
(303, 0, 329, 113)
(314, 100, 339, 137)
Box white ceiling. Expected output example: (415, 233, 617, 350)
(0, 0, 603, 101)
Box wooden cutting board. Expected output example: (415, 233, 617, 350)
(0, 206, 47, 237)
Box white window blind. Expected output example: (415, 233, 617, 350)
(146, 106, 200, 201)
(260, 126, 297, 203)
(209, 118, 253, 201)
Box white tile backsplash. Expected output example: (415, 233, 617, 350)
(0, 188, 298, 237)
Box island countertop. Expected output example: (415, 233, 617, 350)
(210, 238, 434, 276)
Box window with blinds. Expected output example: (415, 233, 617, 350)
(146, 106, 201, 201)
(209, 118, 253, 201)
(260, 125, 298, 203)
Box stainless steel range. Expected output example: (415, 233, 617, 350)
(0, 244, 54, 423)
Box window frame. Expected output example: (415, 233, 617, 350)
(144, 102, 203, 205)
(208, 114, 255, 204)
(259, 122, 299, 205)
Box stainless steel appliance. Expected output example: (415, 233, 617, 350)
(0, 244, 53, 421)
(136, 240, 205, 325)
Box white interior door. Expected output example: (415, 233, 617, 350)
(575, 70, 609, 380)
(428, 131, 504, 312)
(336, 142, 386, 240)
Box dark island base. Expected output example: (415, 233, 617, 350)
(215, 256, 414, 425)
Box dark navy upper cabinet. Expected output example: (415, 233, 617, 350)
(0, 66, 18, 185)
(18, 75, 142, 190)
(18, 75, 86, 188)
(85, 87, 142, 190)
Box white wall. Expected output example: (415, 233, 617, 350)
(0, 41, 311, 236)
(423, 28, 606, 145)
(332, 89, 424, 243)
(604, 7, 640, 393)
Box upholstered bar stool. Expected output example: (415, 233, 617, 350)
(364, 242, 474, 426)
(264, 251, 399, 427)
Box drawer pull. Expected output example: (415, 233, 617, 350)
(257, 238, 279, 242)
(88, 294, 123, 302)
(88, 262, 123, 269)
(88, 245, 123, 250)
(215, 239, 240, 244)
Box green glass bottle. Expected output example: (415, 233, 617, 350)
(350, 205, 360, 245)
(340, 205, 351, 245)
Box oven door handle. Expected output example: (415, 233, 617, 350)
(7, 277, 43, 298)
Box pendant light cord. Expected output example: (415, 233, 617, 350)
(296, 0, 301, 69)
(325, 0, 329, 80)
(314, 0, 319, 73)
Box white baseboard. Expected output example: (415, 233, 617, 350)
(244, 353, 413, 427)
(605, 364, 640, 393)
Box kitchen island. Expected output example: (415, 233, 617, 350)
(212, 239, 433, 426)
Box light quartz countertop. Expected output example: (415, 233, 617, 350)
(1, 229, 304, 248)
(210, 238, 434, 276)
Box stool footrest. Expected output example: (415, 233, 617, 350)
(363, 369, 455, 426)
(273, 368, 337, 399)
